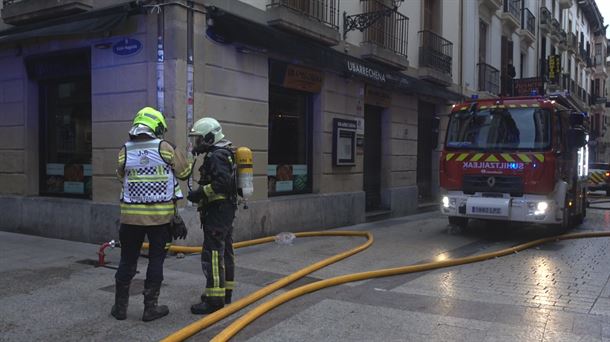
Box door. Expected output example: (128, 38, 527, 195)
(417, 101, 435, 202)
(364, 105, 382, 211)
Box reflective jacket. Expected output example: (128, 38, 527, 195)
(198, 143, 237, 206)
(117, 137, 192, 226)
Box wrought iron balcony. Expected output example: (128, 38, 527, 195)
(522, 8, 535, 35)
(360, 0, 409, 57)
(478, 62, 499, 95)
(502, 0, 521, 29)
(418, 30, 453, 75)
(268, 0, 340, 29)
(558, 30, 567, 50)
(567, 32, 577, 53)
(2, 0, 92, 25)
(267, 0, 340, 45)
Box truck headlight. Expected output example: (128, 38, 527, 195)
(535, 201, 548, 215)
(442, 196, 450, 208)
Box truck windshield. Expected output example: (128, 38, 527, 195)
(445, 107, 551, 150)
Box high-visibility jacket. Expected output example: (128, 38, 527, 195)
(117, 138, 192, 226)
(197, 143, 237, 207)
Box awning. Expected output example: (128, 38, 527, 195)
(206, 6, 463, 102)
(0, 3, 140, 45)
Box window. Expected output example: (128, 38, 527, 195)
(40, 77, 92, 198)
(479, 20, 488, 64)
(268, 85, 312, 196)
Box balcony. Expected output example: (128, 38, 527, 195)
(501, 0, 521, 30)
(1, 0, 93, 25)
(558, 0, 574, 9)
(267, 0, 341, 46)
(558, 30, 567, 51)
(480, 0, 502, 11)
(518, 8, 535, 45)
(567, 32, 577, 54)
(539, 7, 552, 35)
(593, 55, 607, 77)
(550, 18, 561, 43)
(477, 62, 499, 95)
(418, 30, 453, 86)
(359, 0, 409, 69)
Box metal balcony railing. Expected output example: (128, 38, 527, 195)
(522, 8, 535, 34)
(478, 62, 499, 94)
(504, 0, 521, 24)
(361, 0, 409, 57)
(418, 30, 453, 75)
(2, 0, 21, 5)
(268, 0, 340, 30)
(568, 32, 577, 49)
(551, 18, 560, 33)
(540, 7, 551, 25)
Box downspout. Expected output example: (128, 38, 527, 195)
(459, 0, 464, 95)
(156, 6, 165, 112)
(186, 1, 195, 201)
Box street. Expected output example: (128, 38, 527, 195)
(4, 196, 610, 341)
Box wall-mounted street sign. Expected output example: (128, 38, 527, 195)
(113, 38, 142, 56)
(333, 118, 357, 166)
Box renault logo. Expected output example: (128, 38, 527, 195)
(487, 176, 496, 188)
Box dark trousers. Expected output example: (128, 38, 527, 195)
(201, 201, 236, 306)
(115, 223, 171, 288)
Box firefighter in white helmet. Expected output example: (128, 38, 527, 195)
(187, 117, 238, 314)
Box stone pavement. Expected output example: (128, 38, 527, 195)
(3, 205, 610, 341)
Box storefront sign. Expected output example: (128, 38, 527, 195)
(283, 65, 323, 93)
(333, 118, 357, 166)
(513, 77, 544, 96)
(113, 38, 142, 56)
(548, 54, 560, 84)
(365, 86, 392, 107)
(346, 60, 386, 83)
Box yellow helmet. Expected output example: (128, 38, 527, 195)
(132, 107, 167, 137)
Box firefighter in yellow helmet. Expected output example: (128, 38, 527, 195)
(187, 117, 238, 314)
(111, 107, 191, 322)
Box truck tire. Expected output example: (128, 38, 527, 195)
(448, 217, 469, 231)
(574, 195, 586, 225)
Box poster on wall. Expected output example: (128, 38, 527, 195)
(267, 164, 308, 194)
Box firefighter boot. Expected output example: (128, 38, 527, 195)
(191, 296, 223, 315)
(225, 290, 232, 304)
(111, 280, 131, 320)
(142, 284, 169, 322)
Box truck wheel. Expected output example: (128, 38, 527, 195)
(448, 217, 469, 231)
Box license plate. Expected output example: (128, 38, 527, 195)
(471, 206, 502, 215)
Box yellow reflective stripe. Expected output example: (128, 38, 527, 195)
(456, 153, 469, 161)
(485, 154, 499, 162)
(203, 184, 215, 198)
(517, 154, 532, 163)
(160, 151, 173, 158)
(470, 153, 484, 161)
(120, 209, 174, 215)
(212, 250, 220, 289)
(445, 153, 455, 161)
(177, 165, 192, 179)
(120, 203, 174, 209)
(532, 104, 540, 107)
(225, 281, 235, 290)
(205, 288, 225, 297)
(164, 242, 172, 250)
(480, 105, 488, 109)
(501, 153, 514, 162)
(533, 153, 544, 162)
(508, 104, 516, 108)
(520, 104, 528, 108)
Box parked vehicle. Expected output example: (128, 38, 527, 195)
(439, 94, 588, 230)
(587, 163, 610, 196)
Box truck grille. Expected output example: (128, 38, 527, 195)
(463, 175, 523, 195)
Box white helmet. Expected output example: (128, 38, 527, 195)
(189, 117, 224, 146)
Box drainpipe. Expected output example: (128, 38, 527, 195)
(186, 1, 195, 202)
(459, 0, 464, 95)
(156, 6, 165, 112)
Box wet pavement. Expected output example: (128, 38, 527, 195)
(3, 194, 610, 341)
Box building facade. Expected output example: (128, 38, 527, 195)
(0, 0, 606, 244)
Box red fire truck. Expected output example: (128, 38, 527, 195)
(439, 95, 588, 230)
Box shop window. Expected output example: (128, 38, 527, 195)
(268, 85, 312, 196)
(40, 76, 92, 198)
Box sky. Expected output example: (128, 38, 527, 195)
(595, 0, 610, 38)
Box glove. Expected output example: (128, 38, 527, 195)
(170, 214, 188, 240)
(187, 187, 204, 203)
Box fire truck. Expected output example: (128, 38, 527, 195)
(439, 94, 588, 230)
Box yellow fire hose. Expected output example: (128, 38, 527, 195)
(207, 231, 610, 342)
(149, 231, 373, 342)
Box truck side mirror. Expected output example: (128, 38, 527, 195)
(431, 116, 441, 149)
(568, 127, 587, 148)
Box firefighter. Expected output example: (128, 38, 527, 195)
(112, 107, 191, 322)
(187, 117, 238, 314)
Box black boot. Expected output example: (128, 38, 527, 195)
(111, 280, 130, 320)
(142, 285, 169, 322)
(191, 297, 223, 315)
(225, 290, 232, 304)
